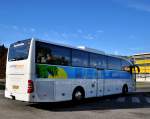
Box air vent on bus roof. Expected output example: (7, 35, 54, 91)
(77, 46, 105, 54)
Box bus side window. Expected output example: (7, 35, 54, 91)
(108, 57, 122, 70)
(89, 53, 107, 69)
(46, 54, 54, 64)
(72, 49, 89, 67)
(36, 42, 50, 64)
(37, 53, 42, 63)
(50, 45, 71, 66)
(36, 41, 71, 66)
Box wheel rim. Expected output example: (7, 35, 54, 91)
(75, 91, 82, 100)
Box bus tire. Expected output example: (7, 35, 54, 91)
(122, 85, 128, 95)
(72, 87, 85, 103)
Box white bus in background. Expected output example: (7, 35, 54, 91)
(5, 38, 139, 102)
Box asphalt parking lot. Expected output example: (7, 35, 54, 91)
(0, 82, 150, 119)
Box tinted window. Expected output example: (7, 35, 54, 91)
(36, 41, 71, 66)
(108, 57, 121, 70)
(90, 53, 107, 69)
(121, 59, 131, 72)
(8, 39, 31, 61)
(72, 49, 89, 67)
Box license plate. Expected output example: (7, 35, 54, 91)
(12, 85, 19, 89)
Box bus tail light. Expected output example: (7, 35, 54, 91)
(28, 80, 34, 94)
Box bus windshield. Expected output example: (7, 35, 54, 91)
(8, 39, 31, 61)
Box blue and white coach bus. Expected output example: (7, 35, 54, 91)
(5, 38, 139, 102)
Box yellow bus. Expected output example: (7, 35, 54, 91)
(132, 53, 150, 81)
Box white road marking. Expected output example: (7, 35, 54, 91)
(145, 97, 150, 103)
(132, 97, 140, 103)
(116, 97, 125, 103)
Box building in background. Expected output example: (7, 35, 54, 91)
(0, 45, 7, 79)
(132, 53, 150, 82)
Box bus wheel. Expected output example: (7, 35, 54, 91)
(122, 85, 128, 95)
(72, 87, 85, 103)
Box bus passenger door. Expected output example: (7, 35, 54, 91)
(97, 70, 104, 97)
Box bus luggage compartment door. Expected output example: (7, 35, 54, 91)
(35, 80, 55, 101)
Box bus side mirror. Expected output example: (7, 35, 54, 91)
(134, 65, 140, 73)
(130, 65, 140, 74)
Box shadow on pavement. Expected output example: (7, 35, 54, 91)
(28, 92, 150, 112)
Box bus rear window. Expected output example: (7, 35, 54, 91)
(8, 39, 31, 61)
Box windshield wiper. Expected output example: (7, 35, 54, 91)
(9, 57, 26, 61)
(9, 58, 17, 61)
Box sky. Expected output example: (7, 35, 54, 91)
(0, 0, 150, 56)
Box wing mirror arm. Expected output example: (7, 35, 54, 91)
(135, 65, 140, 73)
(130, 65, 140, 74)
